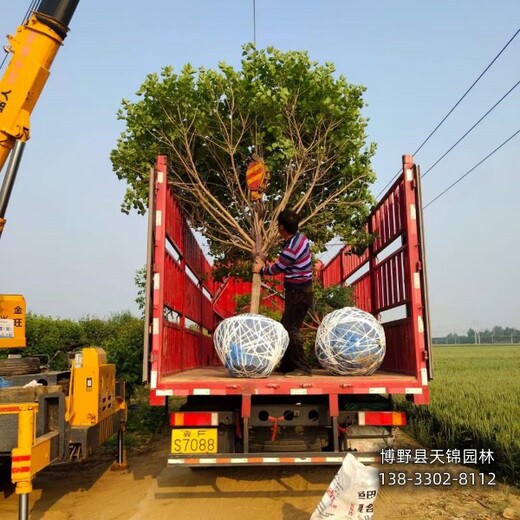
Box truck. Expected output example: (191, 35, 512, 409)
(0, 3, 126, 518)
(144, 153, 432, 467)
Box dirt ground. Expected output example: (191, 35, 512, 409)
(1, 433, 518, 520)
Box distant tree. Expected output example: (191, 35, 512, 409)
(80, 316, 112, 345)
(134, 266, 146, 317)
(24, 313, 85, 370)
(103, 312, 144, 399)
(111, 45, 376, 312)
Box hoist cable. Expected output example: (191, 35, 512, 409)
(253, 0, 257, 45)
(1, 1, 40, 71)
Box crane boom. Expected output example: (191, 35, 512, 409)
(0, 0, 79, 234)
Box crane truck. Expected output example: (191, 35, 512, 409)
(0, 2, 126, 518)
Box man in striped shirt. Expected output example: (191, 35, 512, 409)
(256, 210, 313, 376)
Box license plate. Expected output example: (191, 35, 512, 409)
(171, 428, 218, 454)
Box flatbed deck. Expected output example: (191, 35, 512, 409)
(155, 366, 424, 397)
(161, 366, 415, 382)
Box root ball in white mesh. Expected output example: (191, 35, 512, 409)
(214, 314, 289, 378)
(315, 307, 386, 376)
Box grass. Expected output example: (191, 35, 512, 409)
(397, 344, 520, 485)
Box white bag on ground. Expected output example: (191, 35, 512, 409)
(310, 454, 379, 520)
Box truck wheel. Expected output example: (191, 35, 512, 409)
(0, 357, 41, 376)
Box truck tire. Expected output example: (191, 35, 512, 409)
(0, 357, 41, 376)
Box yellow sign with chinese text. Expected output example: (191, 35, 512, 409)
(0, 294, 26, 348)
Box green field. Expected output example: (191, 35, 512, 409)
(399, 344, 520, 485)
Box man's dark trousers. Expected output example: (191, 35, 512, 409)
(279, 284, 313, 373)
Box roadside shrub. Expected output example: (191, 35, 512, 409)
(127, 401, 168, 435)
(23, 313, 86, 370)
(102, 312, 145, 399)
(79, 316, 113, 345)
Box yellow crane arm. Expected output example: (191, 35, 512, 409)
(0, 0, 79, 234)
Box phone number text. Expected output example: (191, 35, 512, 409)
(380, 471, 496, 486)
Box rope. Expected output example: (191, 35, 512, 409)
(316, 307, 386, 376)
(214, 314, 289, 378)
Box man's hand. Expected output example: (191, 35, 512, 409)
(252, 256, 265, 274)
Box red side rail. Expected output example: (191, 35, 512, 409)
(317, 155, 432, 403)
(149, 157, 219, 404)
(149, 156, 284, 404)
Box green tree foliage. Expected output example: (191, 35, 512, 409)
(309, 283, 355, 326)
(24, 313, 85, 370)
(134, 266, 146, 317)
(79, 316, 112, 345)
(111, 45, 376, 277)
(101, 313, 145, 399)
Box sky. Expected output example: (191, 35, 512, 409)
(0, 0, 518, 337)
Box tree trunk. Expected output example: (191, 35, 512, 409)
(250, 272, 262, 314)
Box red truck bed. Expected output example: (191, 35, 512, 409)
(144, 154, 432, 405)
(143, 154, 432, 466)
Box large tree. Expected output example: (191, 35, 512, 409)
(111, 45, 376, 312)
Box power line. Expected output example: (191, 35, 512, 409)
(323, 129, 520, 249)
(413, 27, 520, 157)
(421, 78, 520, 178)
(424, 128, 520, 209)
(375, 26, 520, 199)
(325, 129, 519, 246)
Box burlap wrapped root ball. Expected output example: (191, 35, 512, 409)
(315, 307, 386, 376)
(214, 314, 289, 378)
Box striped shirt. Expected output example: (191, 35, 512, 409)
(262, 232, 313, 288)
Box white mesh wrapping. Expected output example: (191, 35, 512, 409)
(315, 307, 386, 376)
(214, 314, 289, 378)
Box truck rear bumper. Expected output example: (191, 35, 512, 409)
(167, 451, 380, 466)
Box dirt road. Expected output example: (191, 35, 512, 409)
(1, 434, 518, 520)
